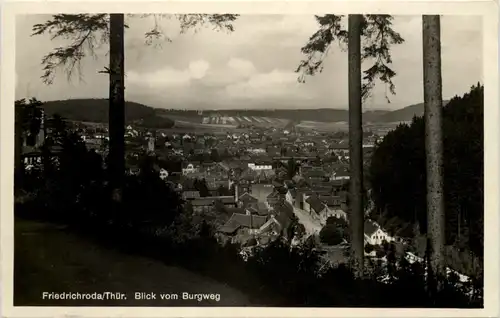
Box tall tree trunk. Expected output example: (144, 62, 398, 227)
(347, 14, 364, 278)
(422, 15, 445, 293)
(109, 14, 126, 199)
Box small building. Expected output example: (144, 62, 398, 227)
(305, 195, 328, 218)
(182, 190, 201, 201)
(364, 220, 394, 246)
(190, 195, 236, 213)
(182, 163, 197, 175)
(217, 213, 268, 244)
(238, 192, 259, 208)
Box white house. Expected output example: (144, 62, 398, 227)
(148, 137, 155, 153)
(364, 220, 394, 246)
(331, 170, 350, 180)
(159, 168, 169, 180)
(248, 162, 273, 171)
(182, 163, 197, 175)
(327, 208, 347, 221)
(248, 148, 266, 154)
(285, 189, 296, 205)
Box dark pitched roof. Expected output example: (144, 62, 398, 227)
(311, 185, 333, 193)
(319, 195, 342, 207)
(218, 162, 231, 171)
(309, 181, 334, 188)
(364, 220, 379, 236)
(215, 196, 237, 204)
(246, 207, 260, 215)
(182, 191, 200, 199)
(306, 196, 327, 214)
(330, 143, 349, 149)
(284, 180, 294, 187)
(331, 179, 349, 187)
(276, 186, 288, 195)
(191, 198, 215, 206)
(334, 170, 350, 177)
(273, 201, 295, 235)
(272, 180, 283, 187)
(192, 196, 235, 206)
(304, 169, 328, 178)
(267, 191, 279, 199)
(239, 192, 258, 203)
(226, 207, 246, 215)
(246, 202, 270, 216)
(218, 213, 268, 234)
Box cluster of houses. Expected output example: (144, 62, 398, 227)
(21, 117, 394, 249)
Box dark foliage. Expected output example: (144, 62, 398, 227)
(319, 224, 344, 245)
(326, 216, 348, 228)
(210, 149, 221, 162)
(42, 99, 175, 129)
(15, 98, 44, 146)
(369, 84, 484, 272)
(376, 100, 450, 122)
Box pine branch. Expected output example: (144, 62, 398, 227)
(176, 14, 238, 34)
(361, 15, 404, 102)
(295, 15, 348, 83)
(32, 14, 110, 84)
(32, 14, 239, 84)
(296, 15, 404, 102)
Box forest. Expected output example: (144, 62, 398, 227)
(369, 84, 484, 273)
(43, 99, 175, 128)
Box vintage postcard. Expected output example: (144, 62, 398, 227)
(1, 0, 498, 317)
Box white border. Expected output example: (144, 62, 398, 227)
(1, 1, 498, 317)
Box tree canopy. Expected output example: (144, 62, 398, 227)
(319, 224, 344, 245)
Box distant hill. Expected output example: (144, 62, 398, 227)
(41, 99, 451, 129)
(156, 108, 390, 123)
(155, 106, 433, 124)
(375, 100, 450, 123)
(42, 99, 175, 129)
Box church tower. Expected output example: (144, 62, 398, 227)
(35, 109, 46, 148)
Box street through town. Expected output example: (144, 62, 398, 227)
(291, 205, 323, 236)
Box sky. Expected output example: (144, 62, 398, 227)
(15, 14, 483, 110)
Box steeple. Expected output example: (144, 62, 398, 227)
(36, 109, 46, 148)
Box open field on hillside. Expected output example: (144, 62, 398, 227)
(174, 120, 238, 129)
(296, 121, 350, 132)
(157, 111, 291, 129)
(157, 114, 204, 124)
(201, 115, 290, 128)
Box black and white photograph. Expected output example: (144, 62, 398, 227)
(1, 0, 498, 316)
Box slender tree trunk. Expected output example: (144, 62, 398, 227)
(348, 14, 364, 278)
(109, 14, 126, 200)
(422, 15, 445, 293)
